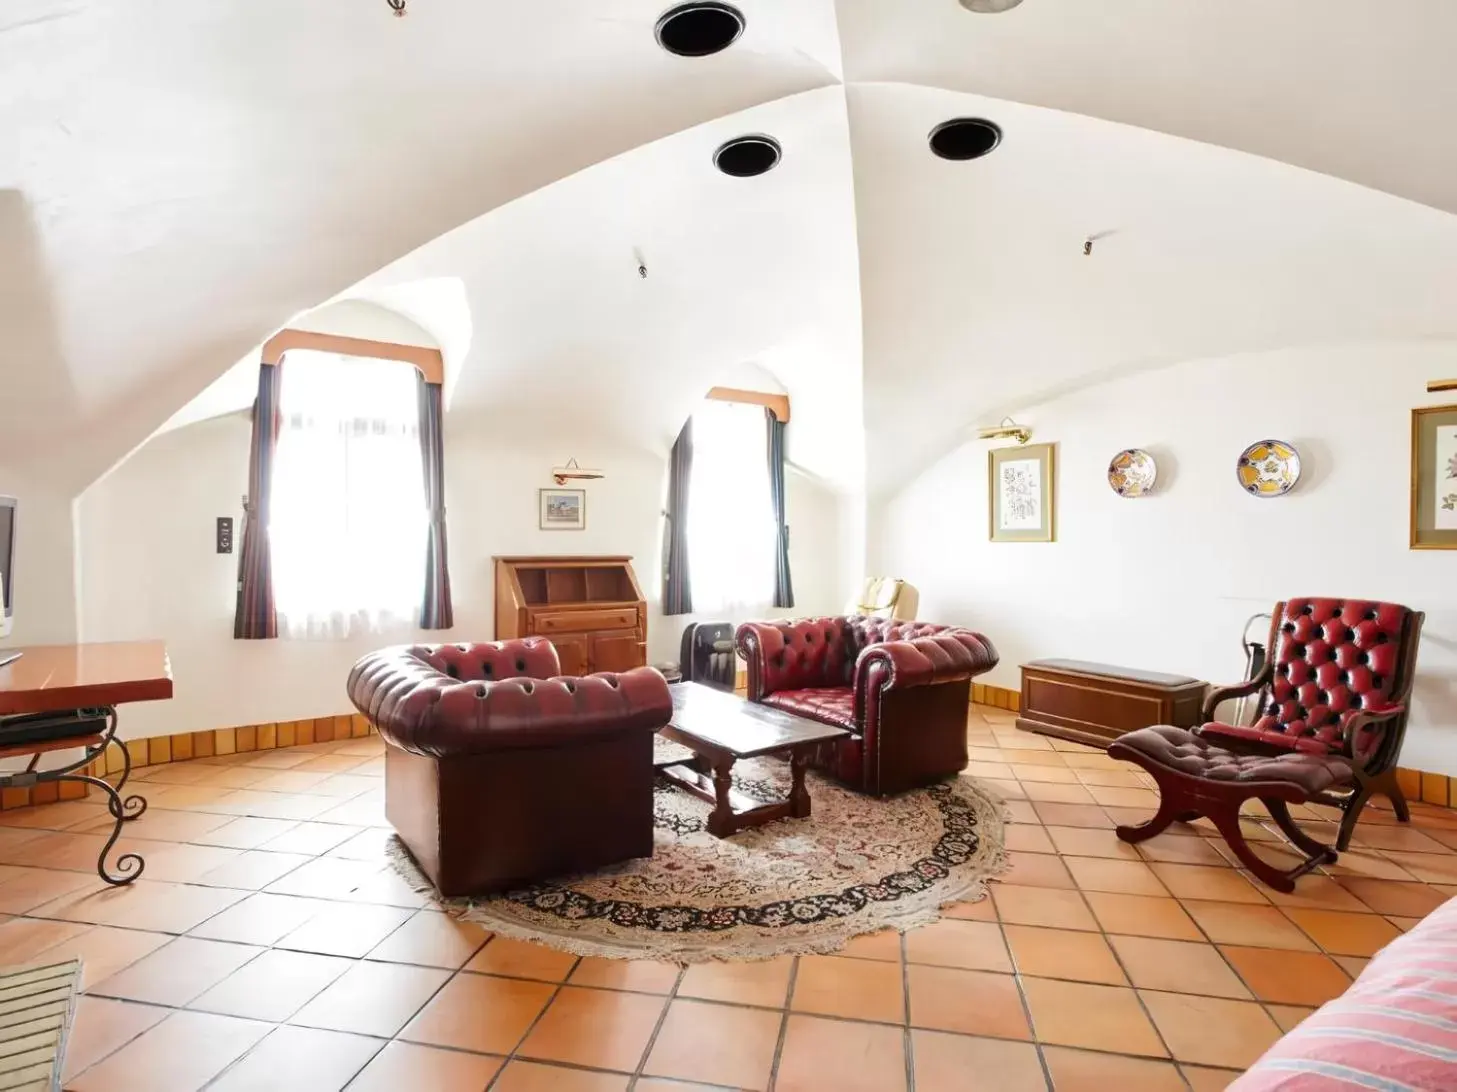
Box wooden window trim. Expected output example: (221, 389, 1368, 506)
(262, 328, 444, 385)
(705, 386, 790, 423)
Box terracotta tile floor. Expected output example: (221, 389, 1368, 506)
(3, 705, 1455, 1090)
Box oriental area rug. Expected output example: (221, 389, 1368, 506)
(387, 744, 1009, 963)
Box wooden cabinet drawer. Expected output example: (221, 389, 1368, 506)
(534, 608, 638, 635)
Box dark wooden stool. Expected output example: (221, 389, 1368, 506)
(1108, 724, 1350, 892)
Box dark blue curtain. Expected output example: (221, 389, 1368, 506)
(418, 372, 453, 629)
(663, 418, 693, 615)
(767, 407, 794, 609)
(234, 361, 283, 638)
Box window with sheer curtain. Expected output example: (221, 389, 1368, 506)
(270, 353, 425, 638)
(685, 399, 776, 614)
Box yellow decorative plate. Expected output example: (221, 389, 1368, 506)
(1237, 439, 1301, 497)
(1108, 449, 1157, 497)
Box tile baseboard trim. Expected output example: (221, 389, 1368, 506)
(973, 682, 1022, 713)
(0, 713, 374, 812)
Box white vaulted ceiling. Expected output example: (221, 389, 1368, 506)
(3, 0, 1455, 495)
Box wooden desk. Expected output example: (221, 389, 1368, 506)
(0, 641, 172, 886)
(0, 641, 173, 715)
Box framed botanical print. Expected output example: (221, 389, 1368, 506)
(1411, 404, 1457, 550)
(539, 488, 586, 531)
(989, 443, 1055, 543)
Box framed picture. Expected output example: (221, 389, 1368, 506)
(1411, 404, 1457, 550)
(989, 442, 1055, 542)
(539, 488, 586, 531)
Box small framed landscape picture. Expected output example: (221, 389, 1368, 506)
(539, 488, 586, 531)
(1411, 404, 1457, 550)
(989, 442, 1055, 543)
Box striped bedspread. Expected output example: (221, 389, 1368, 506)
(1231, 897, 1457, 1090)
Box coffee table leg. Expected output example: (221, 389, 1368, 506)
(789, 750, 812, 819)
(707, 756, 737, 838)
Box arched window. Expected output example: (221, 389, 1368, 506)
(270, 352, 426, 637)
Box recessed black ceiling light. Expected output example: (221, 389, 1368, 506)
(959, 0, 1024, 11)
(928, 118, 1002, 161)
(714, 135, 781, 177)
(655, 2, 745, 57)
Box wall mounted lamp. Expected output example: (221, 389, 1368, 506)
(552, 458, 605, 485)
(977, 418, 1033, 444)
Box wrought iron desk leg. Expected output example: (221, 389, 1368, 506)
(0, 705, 147, 886)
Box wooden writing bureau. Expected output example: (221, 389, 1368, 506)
(493, 555, 647, 675)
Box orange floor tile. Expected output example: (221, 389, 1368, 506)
(0, 706, 1453, 1090)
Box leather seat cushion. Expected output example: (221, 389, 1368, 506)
(1116, 725, 1353, 795)
(763, 687, 858, 732)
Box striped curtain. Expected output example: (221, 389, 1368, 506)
(663, 418, 693, 615)
(766, 407, 794, 609)
(233, 361, 283, 639)
(417, 372, 453, 629)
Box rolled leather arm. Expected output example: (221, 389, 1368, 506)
(735, 622, 785, 700)
(856, 630, 999, 691)
(347, 646, 672, 758)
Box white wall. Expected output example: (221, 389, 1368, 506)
(875, 342, 1457, 774)
(77, 411, 843, 739)
(0, 464, 78, 647)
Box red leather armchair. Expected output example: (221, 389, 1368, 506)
(1195, 597, 1424, 851)
(348, 638, 672, 896)
(736, 617, 998, 796)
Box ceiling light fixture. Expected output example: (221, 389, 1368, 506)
(959, 0, 1025, 11)
(655, 2, 745, 57)
(387, 0, 407, 16)
(713, 135, 781, 178)
(929, 118, 1002, 161)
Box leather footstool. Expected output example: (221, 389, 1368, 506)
(1108, 725, 1352, 892)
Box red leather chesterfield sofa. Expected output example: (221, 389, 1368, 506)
(735, 617, 998, 796)
(347, 639, 672, 896)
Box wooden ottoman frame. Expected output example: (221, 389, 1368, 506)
(1109, 725, 1349, 892)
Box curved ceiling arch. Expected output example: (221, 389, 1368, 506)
(852, 82, 1457, 495)
(0, 0, 842, 489)
(8, 1, 1457, 501)
(835, 0, 1457, 216)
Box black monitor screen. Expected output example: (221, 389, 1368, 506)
(0, 502, 12, 618)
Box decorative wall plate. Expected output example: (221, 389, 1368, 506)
(1108, 449, 1157, 497)
(1237, 439, 1302, 497)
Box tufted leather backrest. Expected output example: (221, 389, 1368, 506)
(736, 615, 972, 695)
(413, 639, 561, 683)
(1254, 598, 1414, 755)
(346, 639, 672, 758)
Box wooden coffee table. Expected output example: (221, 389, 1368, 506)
(656, 682, 851, 838)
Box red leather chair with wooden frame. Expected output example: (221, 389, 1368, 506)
(1110, 598, 1423, 891)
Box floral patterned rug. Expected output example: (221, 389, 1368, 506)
(387, 745, 1009, 963)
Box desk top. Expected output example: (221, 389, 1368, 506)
(0, 641, 173, 715)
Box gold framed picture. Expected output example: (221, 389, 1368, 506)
(1411, 404, 1457, 550)
(989, 442, 1055, 542)
(539, 488, 586, 531)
